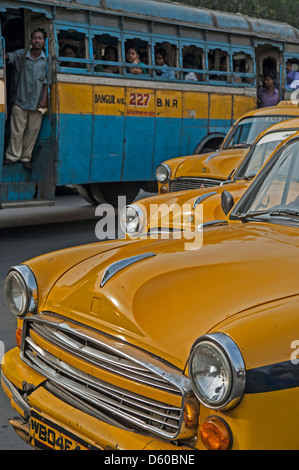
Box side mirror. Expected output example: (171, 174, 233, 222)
(221, 190, 235, 215)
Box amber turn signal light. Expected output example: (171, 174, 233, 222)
(16, 327, 23, 349)
(200, 416, 232, 450)
(183, 396, 199, 429)
(159, 185, 167, 194)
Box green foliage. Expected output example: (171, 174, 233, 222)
(172, 0, 299, 29)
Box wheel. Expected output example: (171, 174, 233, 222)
(76, 184, 99, 205)
(194, 137, 225, 155)
(90, 182, 140, 207)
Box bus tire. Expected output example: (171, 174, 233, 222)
(90, 182, 140, 207)
(193, 136, 225, 155)
(76, 184, 99, 205)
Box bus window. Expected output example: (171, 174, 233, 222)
(93, 34, 119, 74)
(154, 42, 177, 80)
(208, 49, 229, 81)
(182, 45, 204, 81)
(58, 29, 87, 69)
(286, 58, 299, 89)
(233, 52, 253, 84)
(125, 38, 149, 75)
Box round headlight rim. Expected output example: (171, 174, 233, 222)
(155, 163, 172, 183)
(5, 265, 38, 318)
(120, 204, 145, 236)
(189, 332, 246, 411)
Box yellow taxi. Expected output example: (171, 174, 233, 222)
(156, 101, 299, 194)
(120, 118, 299, 236)
(2, 132, 299, 450)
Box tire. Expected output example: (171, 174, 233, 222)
(90, 182, 140, 207)
(193, 137, 225, 155)
(76, 184, 99, 205)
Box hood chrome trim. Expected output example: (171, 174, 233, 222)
(100, 252, 156, 287)
(193, 191, 217, 209)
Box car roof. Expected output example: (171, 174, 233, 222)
(236, 101, 299, 121)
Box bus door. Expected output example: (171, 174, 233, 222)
(0, 8, 55, 209)
(0, 19, 6, 179)
(255, 43, 282, 89)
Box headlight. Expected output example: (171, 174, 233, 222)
(4, 265, 38, 318)
(120, 204, 145, 235)
(189, 333, 246, 410)
(155, 163, 171, 183)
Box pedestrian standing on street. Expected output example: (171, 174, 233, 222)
(3, 29, 49, 169)
(257, 70, 280, 108)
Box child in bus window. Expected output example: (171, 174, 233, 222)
(126, 45, 146, 74)
(61, 44, 78, 67)
(103, 46, 118, 73)
(155, 48, 175, 79)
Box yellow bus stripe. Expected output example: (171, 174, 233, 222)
(56, 82, 256, 119)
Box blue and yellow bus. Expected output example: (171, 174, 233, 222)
(0, 0, 299, 208)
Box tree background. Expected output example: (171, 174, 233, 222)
(171, 0, 299, 29)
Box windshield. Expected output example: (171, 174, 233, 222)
(223, 116, 294, 149)
(233, 139, 299, 224)
(234, 130, 297, 180)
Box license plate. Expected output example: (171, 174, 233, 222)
(29, 410, 99, 450)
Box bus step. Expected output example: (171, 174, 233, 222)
(0, 200, 55, 209)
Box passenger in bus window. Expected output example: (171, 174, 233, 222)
(183, 52, 199, 81)
(218, 56, 228, 81)
(286, 61, 299, 89)
(3, 29, 49, 169)
(155, 48, 175, 79)
(61, 44, 78, 68)
(103, 46, 118, 73)
(257, 70, 280, 108)
(126, 45, 147, 74)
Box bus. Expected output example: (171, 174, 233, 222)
(0, 0, 299, 209)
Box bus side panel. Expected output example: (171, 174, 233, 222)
(209, 93, 233, 137)
(91, 114, 124, 183)
(55, 82, 93, 186)
(153, 116, 182, 173)
(122, 115, 155, 181)
(181, 91, 209, 155)
(56, 113, 93, 185)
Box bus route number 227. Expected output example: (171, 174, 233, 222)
(129, 93, 151, 107)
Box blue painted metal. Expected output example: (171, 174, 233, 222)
(54, 114, 230, 185)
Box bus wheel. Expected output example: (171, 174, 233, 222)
(90, 182, 140, 207)
(76, 184, 99, 205)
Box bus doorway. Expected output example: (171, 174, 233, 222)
(0, 8, 55, 209)
(255, 44, 282, 98)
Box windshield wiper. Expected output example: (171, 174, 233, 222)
(237, 208, 299, 222)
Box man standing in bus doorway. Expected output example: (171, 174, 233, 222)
(3, 29, 48, 169)
(257, 70, 280, 108)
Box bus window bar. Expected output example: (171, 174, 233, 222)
(56, 57, 256, 85)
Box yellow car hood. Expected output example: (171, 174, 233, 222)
(39, 223, 299, 369)
(142, 180, 249, 230)
(175, 148, 247, 179)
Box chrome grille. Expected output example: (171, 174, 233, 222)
(169, 177, 223, 192)
(21, 313, 194, 439)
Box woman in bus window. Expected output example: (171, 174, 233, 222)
(126, 45, 146, 74)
